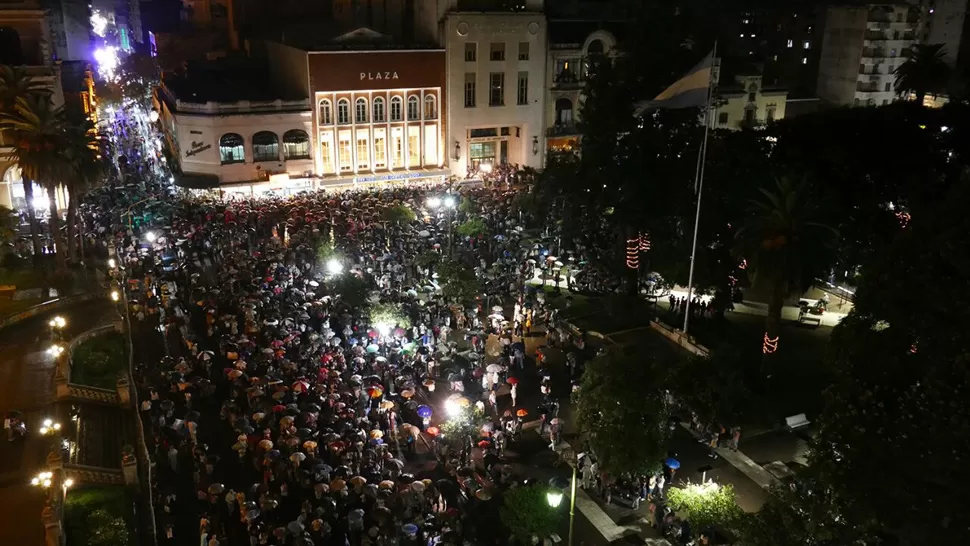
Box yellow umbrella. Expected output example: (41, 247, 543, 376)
(369, 429, 384, 439)
(379, 400, 395, 410)
(349, 476, 367, 487)
(330, 478, 346, 492)
(379, 480, 396, 490)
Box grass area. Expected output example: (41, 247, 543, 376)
(71, 332, 127, 389)
(64, 486, 132, 546)
(663, 309, 835, 425)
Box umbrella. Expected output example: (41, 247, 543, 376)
(486, 364, 502, 373)
(410, 480, 426, 493)
(417, 405, 433, 419)
(491, 305, 503, 313)
(400, 388, 415, 399)
(402, 523, 419, 536)
(369, 429, 384, 439)
(303, 440, 318, 451)
(475, 489, 492, 501)
(330, 478, 346, 491)
(664, 457, 681, 470)
(506, 377, 519, 385)
(290, 452, 307, 464)
(426, 426, 440, 436)
(516, 409, 528, 417)
(258, 439, 274, 450)
(379, 480, 396, 490)
(287, 521, 305, 534)
(366, 344, 380, 354)
(367, 386, 384, 399)
(350, 475, 367, 486)
(379, 400, 395, 410)
(207, 483, 225, 495)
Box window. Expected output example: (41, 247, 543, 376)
(882, 99, 889, 105)
(786, 39, 793, 48)
(318, 100, 332, 125)
(373, 97, 385, 122)
(392, 128, 404, 168)
(885, 82, 891, 92)
(408, 126, 420, 166)
(489, 72, 504, 106)
(518, 42, 529, 61)
(357, 136, 369, 169)
(337, 99, 350, 124)
(464, 73, 476, 107)
(373, 132, 386, 168)
(803, 40, 811, 49)
(890, 48, 897, 57)
(282, 129, 310, 160)
(424, 95, 437, 119)
(355, 98, 368, 123)
(718, 112, 729, 124)
(320, 139, 333, 173)
(407, 95, 420, 120)
(338, 135, 352, 171)
(766, 106, 776, 122)
(219, 133, 245, 164)
(859, 64, 866, 74)
(854, 98, 860, 106)
(517, 72, 528, 105)
(390, 96, 403, 121)
(801, 57, 808, 65)
(252, 131, 279, 162)
(490, 42, 505, 61)
(464, 42, 476, 62)
(748, 92, 756, 102)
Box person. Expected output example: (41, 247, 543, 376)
(510, 382, 517, 407)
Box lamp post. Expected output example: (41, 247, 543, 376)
(547, 465, 577, 546)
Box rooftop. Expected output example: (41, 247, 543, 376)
(273, 25, 440, 52)
(548, 20, 628, 48)
(161, 58, 303, 104)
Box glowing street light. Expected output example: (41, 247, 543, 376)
(443, 195, 457, 209)
(64, 478, 74, 489)
(546, 489, 564, 508)
(31, 471, 54, 488)
(39, 418, 61, 435)
(47, 345, 64, 358)
(325, 258, 343, 276)
(107, 258, 116, 269)
(49, 316, 66, 329)
(144, 231, 158, 243)
(149, 110, 159, 123)
(375, 322, 392, 338)
(111, 290, 120, 302)
(444, 398, 461, 418)
(426, 196, 442, 209)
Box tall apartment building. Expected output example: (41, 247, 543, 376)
(817, 3, 920, 107)
(919, 0, 970, 71)
(441, 0, 547, 175)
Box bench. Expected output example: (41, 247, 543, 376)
(785, 413, 810, 430)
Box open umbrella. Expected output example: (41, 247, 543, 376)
(664, 457, 681, 470)
(207, 483, 225, 495)
(506, 377, 519, 384)
(416, 405, 433, 419)
(486, 364, 502, 373)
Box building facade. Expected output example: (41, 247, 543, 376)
(714, 74, 788, 130)
(817, 3, 919, 107)
(442, 9, 547, 176)
(155, 84, 315, 196)
(306, 48, 448, 185)
(544, 21, 618, 153)
(0, 1, 68, 211)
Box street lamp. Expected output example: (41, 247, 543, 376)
(443, 195, 456, 209)
(31, 471, 54, 488)
(546, 465, 578, 546)
(111, 290, 120, 302)
(39, 418, 61, 435)
(149, 110, 159, 123)
(325, 258, 343, 276)
(144, 231, 158, 243)
(426, 196, 442, 209)
(107, 258, 116, 269)
(47, 345, 64, 358)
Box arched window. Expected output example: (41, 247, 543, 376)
(282, 129, 311, 160)
(337, 99, 350, 124)
(0, 27, 23, 66)
(390, 96, 402, 121)
(424, 95, 437, 119)
(219, 133, 245, 164)
(586, 39, 604, 56)
(355, 97, 368, 123)
(373, 97, 385, 122)
(407, 95, 420, 120)
(252, 131, 279, 162)
(318, 99, 332, 125)
(555, 98, 573, 125)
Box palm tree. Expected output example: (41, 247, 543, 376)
(735, 177, 838, 376)
(894, 44, 951, 105)
(0, 94, 69, 270)
(0, 65, 51, 111)
(62, 118, 105, 262)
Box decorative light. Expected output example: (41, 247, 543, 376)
(426, 197, 442, 209)
(762, 333, 779, 354)
(325, 258, 343, 276)
(94, 46, 120, 81)
(444, 398, 460, 418)
(47, 345, 65, 358)
(443, 195, 456, 209)
(909, 342, 918, 354)
(639, 232, 651, 251)
(149, 110, 159, 123)
(626, 238, 640, 269)
(895, 211, 911, 228)
(739, 259, 748, 270)
(111, 290, 120, 302)
(546, 489, 564, 508)
(90, 10, 109, 38)
(107, 258, 116, 268)
(480, 163, 493, 173)
(375, 323, 391, 338)
(144, 231, 158, 243)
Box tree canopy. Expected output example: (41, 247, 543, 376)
(500, 485, 562, 542)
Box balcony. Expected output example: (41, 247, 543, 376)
(862, 48, 887, 59)
(546, 123, 579, 137)
(864, 31, 889, 42)
(552, 70, 585, 90)
(856, 83, 880, 93)
(173, 98, 311, 115)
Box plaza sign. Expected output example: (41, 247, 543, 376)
(360, 72, 400, 81)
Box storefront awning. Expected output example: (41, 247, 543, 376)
(174, 173, 220, 189)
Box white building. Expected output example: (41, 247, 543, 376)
(155, 80, 315, 196)
(919, 0, 969, 67)
(714, 74, 788, 130)
(817, 3, 919, 107)
(441, 1, 548, 176)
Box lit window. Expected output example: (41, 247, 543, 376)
(390, 96, 402, 121)
(337, 99, 350, 124)
(803, 41, 811, 49)
(282, 130, 310, 160)
(219, 133, 245, 164)
(355, 97, 368, 123)
(318, 100, 332, 125)
(407, 95, 420, 120)
(373, 97, 385, 122)
(424, 95, 437, 119)
(802, 57, 808, 65)
(356, 136, 369, 169)
(338, 137, 352, 171)
(251, 131, 279, 162)
(787, 39, 793, 48)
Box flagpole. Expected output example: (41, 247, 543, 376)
(682, 40, 717, 335)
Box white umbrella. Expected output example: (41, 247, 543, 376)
(491, 305, 503, 313)
(486, 364, 502, 373)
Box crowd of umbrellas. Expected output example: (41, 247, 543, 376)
(83, 165, 581, 546)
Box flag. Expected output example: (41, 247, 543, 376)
(633, 51, 717, 115)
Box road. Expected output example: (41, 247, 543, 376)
(0, 299, 117, 546)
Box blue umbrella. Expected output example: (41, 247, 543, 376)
(664, 457, 681, 470)
(402, 523, 419, 535)
(417, 405, 433, 419)
(366, 344, 380, 353)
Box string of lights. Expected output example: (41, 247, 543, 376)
(626, 237, 640, 269)
(763, 332, 779, 354)
(639, 231, 651, 252)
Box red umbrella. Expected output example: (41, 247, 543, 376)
(477, 440, 490, 448)
(426, 426, 440, 437)
(506, 377, 519, 385)
(273, 404, 286, 412)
